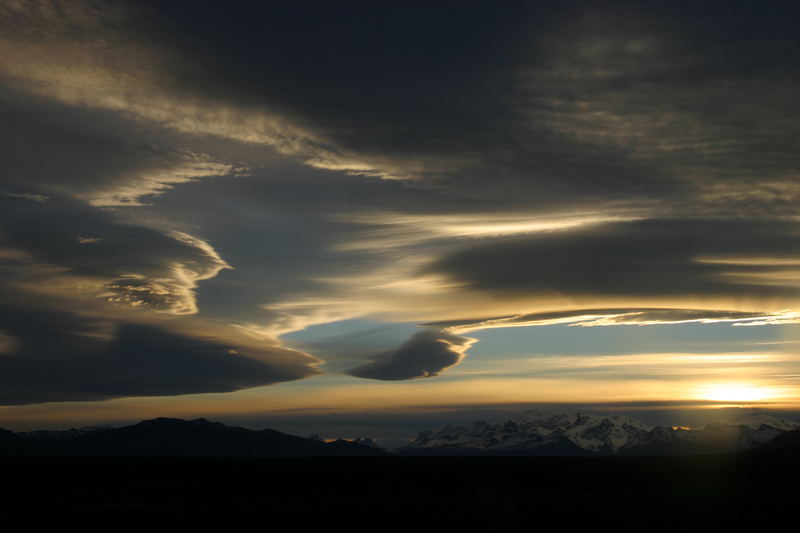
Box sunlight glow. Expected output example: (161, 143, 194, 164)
(697, 383, 779, 403)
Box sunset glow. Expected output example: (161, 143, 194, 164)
(697, 384, 783, 404)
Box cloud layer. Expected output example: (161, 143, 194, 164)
(0, 193, 320, 405)
(0, 0, 798, 401)
(428, 218, 800, 306)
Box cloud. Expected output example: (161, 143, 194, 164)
(0, 192, 323, 405)
(0, 195, 230, 315)
(347, 330, 475, 381)
(3, 1, 798, 216)
(427, 218, 800, 309)
(0, 306, 319, 405)
(0, 89, 238, 206)
(1, 0, 799, 406)
(0, 0, 390, 180)
(331, 209, 643, 251)
(122, 0, 800, 217)
(426, 308, 800, 334)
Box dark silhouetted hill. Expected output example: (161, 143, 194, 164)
(1, 418, 390, 457)
(0, 427, 25, 455)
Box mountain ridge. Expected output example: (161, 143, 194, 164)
(399, 410, 799, 456)
(5, 412, 800, 457)
(1, 417, 390, 457)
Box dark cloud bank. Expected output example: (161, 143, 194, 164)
(138, 0, 800, 209)
(0, 307, 316, 405)
(428, 219, 800, 301)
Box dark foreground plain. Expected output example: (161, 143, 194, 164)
(4, 452, 800, 530)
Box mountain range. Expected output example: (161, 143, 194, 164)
(400, 411, 800, 456)
(0, 417, 389, 457)
(3, 412, 800, 457)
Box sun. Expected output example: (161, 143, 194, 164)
(698, 383, 777, 403)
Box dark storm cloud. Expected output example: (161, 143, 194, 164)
(427, 218, 800, 302)
(347, 330, 475, 381)
(0, 306, 317, 405)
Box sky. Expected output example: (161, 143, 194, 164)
(1, 0, 799, 441)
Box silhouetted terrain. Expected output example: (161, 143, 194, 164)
(400, 411, 797, 456)
(0, 427, 22, 455)
(3, 417, 800, 528)
(758, 428, 800, 451)
(4, 414, 799, 458)
(3, 452, 800, 530)
(2, 417, 388, 457)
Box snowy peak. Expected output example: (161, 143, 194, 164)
(731, 414, 799, 432)
(406, 411, 653, 454)
(403, 412, 798, 456)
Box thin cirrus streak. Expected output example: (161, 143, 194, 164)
(330, 210, 644, 250)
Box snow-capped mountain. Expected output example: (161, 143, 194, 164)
(400, 411, 799, 456)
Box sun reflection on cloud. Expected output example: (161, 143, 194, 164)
(332, 210, 643, 250)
